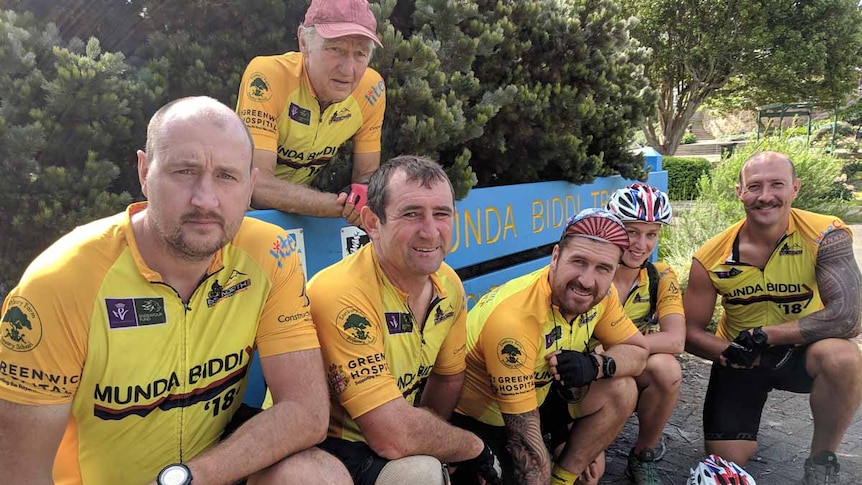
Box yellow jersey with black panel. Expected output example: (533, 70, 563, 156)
(693, 208, 848, 341)
(309, 244, 467, 443)
(236, 52, 385, 186)
(455, 266, 639, 427)
(0, 202, 317, 485)
(622, 262, 684, 334)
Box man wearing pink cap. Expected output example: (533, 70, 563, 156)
(451, 208, 650, 485)
(236, 0, 385, 226)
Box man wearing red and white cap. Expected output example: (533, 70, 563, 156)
(236, 0, 385, 226)
(451, 208, 650, 485)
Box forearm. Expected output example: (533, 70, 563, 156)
(187, 399, 327, 484)
(365, 404, 483, 462)
(503, 409, 551, 485)
(603, 343, 648, 377)
(645, 314, 686, 354)
(420, 372, 464, 419)
(252, 175, 342, 217)
(685, 326, 729, 362)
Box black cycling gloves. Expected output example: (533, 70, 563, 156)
(555, 349, 599, 390)
(721, 327, 769, 368)
(452, 441, 503, 484)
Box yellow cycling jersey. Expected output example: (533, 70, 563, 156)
(622, 262, 684, 334)
(693, 208, 849, 341)
(455, 266, 639, 427)
(0, 202, 317, 485)
(236, 52, 385, 185)
(308, 244, 467, 442)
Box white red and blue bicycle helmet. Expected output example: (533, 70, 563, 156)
(606, 183, 672, 225)
(686, 454, 756, 485)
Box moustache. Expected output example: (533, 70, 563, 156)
(181, 212, 225, 226)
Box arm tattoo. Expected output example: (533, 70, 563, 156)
(799, 229, 862, 342)
(502, 409, 551, 485)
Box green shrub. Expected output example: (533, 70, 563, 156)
(663, 156, 711, 200)
(681, 132, 698, 144)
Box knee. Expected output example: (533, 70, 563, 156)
(642, 354, 682, 392)
(808, 340, 862, 382)
(375, 455, 446, 485)
(606, 376, 639, 412)
(248, 447, 352, 485)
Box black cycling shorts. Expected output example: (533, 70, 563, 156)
(317, 437, 388, 485)
(703, 345, 813, 442)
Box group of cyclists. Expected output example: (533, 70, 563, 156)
(1, 0, 860, 484)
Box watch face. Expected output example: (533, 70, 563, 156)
(604, 356, 616, 377)
(159, 465, 190, 485)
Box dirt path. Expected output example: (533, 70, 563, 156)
(599, 224, 862, 484)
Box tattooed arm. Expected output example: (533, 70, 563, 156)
(502, 409, 551, 485)
(764, 229, 862, 345)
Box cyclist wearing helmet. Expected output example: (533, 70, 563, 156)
(684, 152, 862, 485)
(605, 184, 685, 485)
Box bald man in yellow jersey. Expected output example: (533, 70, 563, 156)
(237, 0, 385, 226)
(684, 151, 862, 485)
(0, 97, 348, 485)
(451, 208, 649, 485)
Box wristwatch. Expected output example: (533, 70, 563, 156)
(752, 327, 769, 348)
(157, 463, 193, 485)
(600, 355, 616, 379)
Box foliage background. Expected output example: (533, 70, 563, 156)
(0, 0, 657, 296)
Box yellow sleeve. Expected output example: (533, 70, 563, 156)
(477, 309, 540, 415)
(0, 252, 95, 405)
(309, 274, 401, 420)
(592, 288, 640, 346)
(236, 55, 294, 153)
(253, 228, 320, 358)
(352, 70, 385, 154)
(656, 263, 684, 319)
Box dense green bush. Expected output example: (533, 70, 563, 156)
(663, 156, 711, 200)
(681, 132, 697, 144)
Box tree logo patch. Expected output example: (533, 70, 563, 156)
(1, 296, 43, 352)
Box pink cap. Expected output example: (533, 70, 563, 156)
(304, 0, 382, 46)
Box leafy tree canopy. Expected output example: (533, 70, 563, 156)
(621, 0, 862, 155)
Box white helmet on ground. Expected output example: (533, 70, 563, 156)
(686, 454, 756, 485)
(606, 183, 672, 225)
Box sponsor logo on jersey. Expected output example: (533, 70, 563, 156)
(338, 307, 377, 345)
(364, 80, 386, 106)
(329, 107, 352, 124)
(544, 326, 562, 349)
(288, 102, 311, 125)
(327, 363, 350, 394)
(577, 310, 597, 327)
(725, 282, 814, 306)
(1, 296, 43, 352)
(814, 220, 844, 244)
(397, 364, 433, 400)
(0, 360, 78, 395)
(433, 304, 454, 325)
(269, 232, 299, 268)
(347, 352, 388, 385)
(714, 267, 743, 279)
(497, 338, 526, 369)
(668, 282, 679, 294)
(384, 312, 413, 335)
(247, 72, 272, 102)
(93, 346, 251, 420)
(779, 242, 803, 256)
(206, 277, 252, 307)
(633, 292, 650, 304)
(105, 297, 167, 329)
